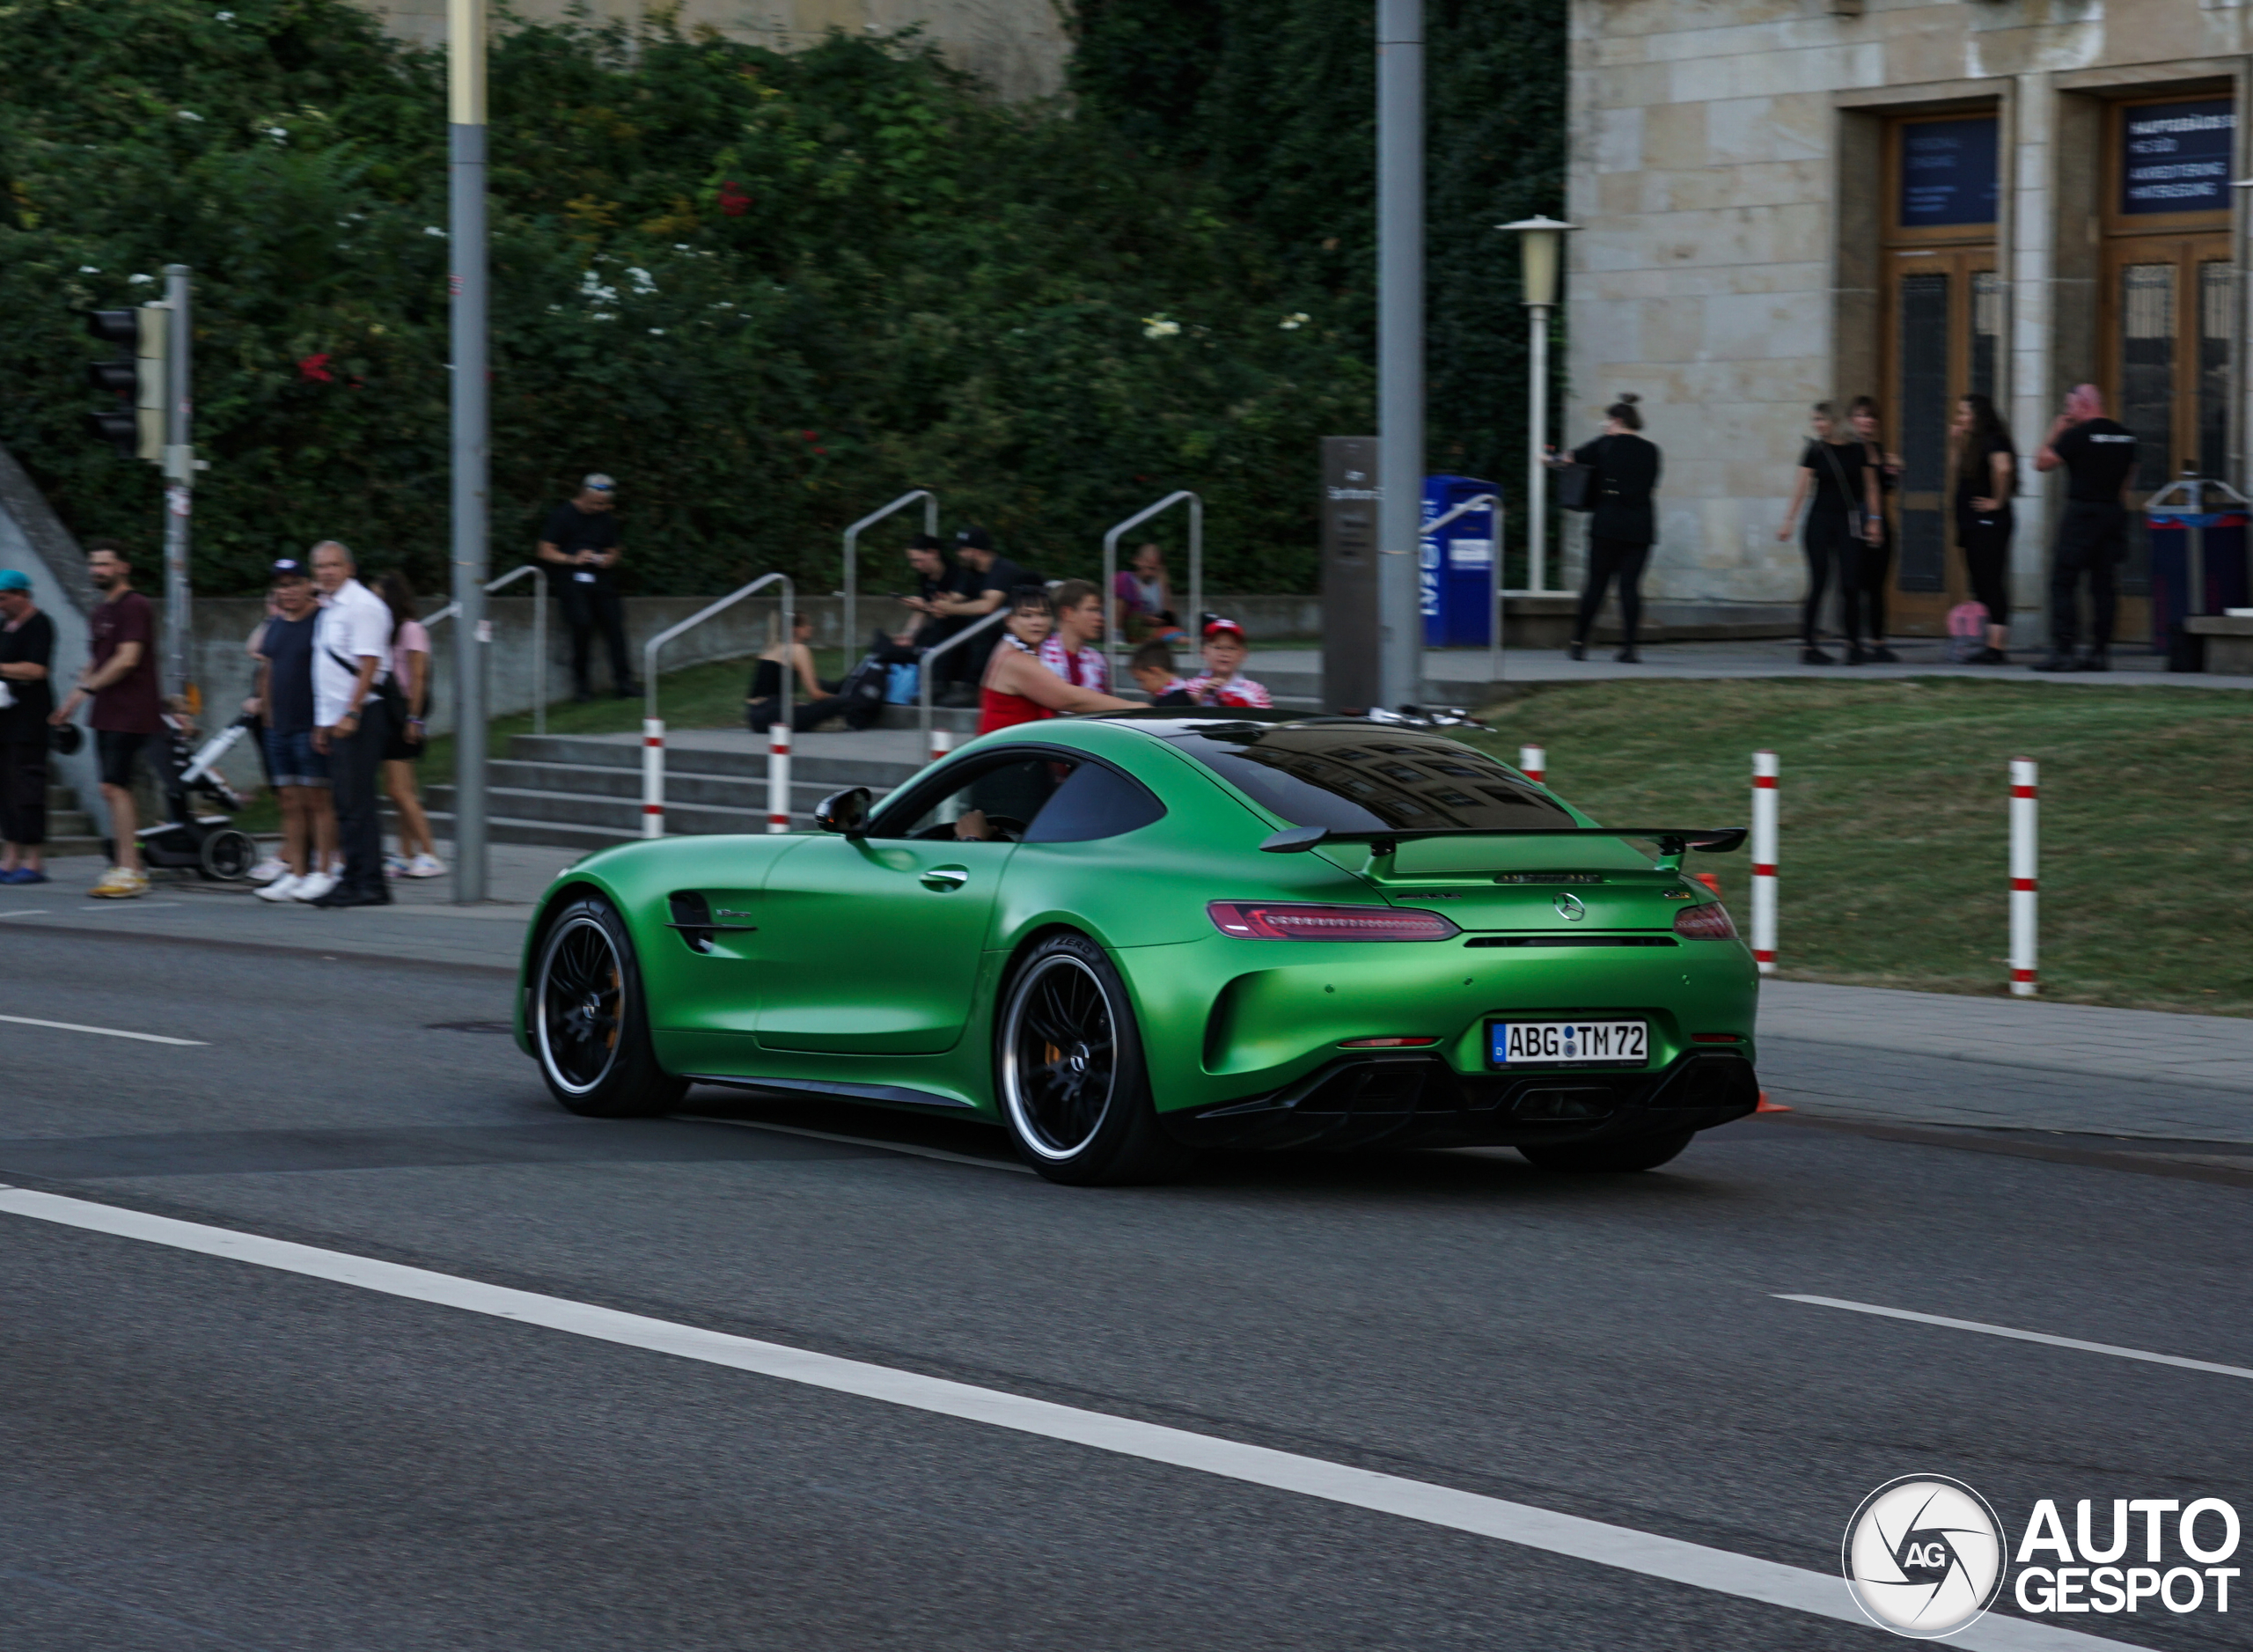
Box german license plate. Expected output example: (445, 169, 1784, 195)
(1488, 1020, 1648, 1067)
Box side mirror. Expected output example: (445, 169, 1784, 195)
(813, 786, 871, 837)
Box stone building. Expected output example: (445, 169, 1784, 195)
(357, 0, 1068, 102)
(1566, 0, 2249, 642)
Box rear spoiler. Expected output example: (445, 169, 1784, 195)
(1259, 824, 1747, 871)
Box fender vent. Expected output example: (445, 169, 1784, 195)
(667, 892, 716, 953)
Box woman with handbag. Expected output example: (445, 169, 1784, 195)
(1554, 394, 1662, 662)
(1776, 402, 1883, 664)
(1949, 393, 2018, 664)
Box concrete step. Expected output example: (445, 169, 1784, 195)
(507, 733, 928, 789)
(481, 760, 882, 811)
(419, 810, 649, 853)
(424, 781, 830, 835)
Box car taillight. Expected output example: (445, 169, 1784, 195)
(1340, 1035, 1441, 1047)
(1673, 902, 1737, 940)
(1207, 901, 1461, 942)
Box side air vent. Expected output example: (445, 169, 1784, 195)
(667, 892, 716, 953)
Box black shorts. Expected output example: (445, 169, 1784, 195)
(96, 730, 151, 789)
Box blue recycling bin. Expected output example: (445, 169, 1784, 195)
(2146, 483, 2250, 672)
(1420, 474, 1501, 647)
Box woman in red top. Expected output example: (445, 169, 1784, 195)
(978, 586, 1134, 734)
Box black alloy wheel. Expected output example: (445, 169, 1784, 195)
(532, 893, 686, 1117)
(996, 932, 1187, 1186)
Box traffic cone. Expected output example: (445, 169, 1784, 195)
(1694, 872, 1723, 897)
(1755, 1089, 1791, 1113)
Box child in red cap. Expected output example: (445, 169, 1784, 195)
(1178, 617, 1272, 708)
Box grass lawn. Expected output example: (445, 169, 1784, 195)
(1453, 677, 2253, 1017)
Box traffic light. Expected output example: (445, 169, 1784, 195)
(84, 305, 166, 462)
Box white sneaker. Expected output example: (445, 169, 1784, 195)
(247, 856, 290, 885)
(255, 872, 304, 902)
(405, 853, 447, 878)
(292, 870, 339, 902)
(385, 853, 409, 877)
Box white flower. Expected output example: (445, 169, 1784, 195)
(710, 301, 734, 310)
(591, 312, 616, 322)
(268, 127, 288, 142)
(673, 243, 692, 251)
(648, 327, 664, 335)
(423, 225, 446, 238)
(176, 110, 203, 122)
(1280, 312, 1310, 330)
(128, 273, 153, 284)
(1141, 314, 1181, 340)
(78, 264, 100, 275)
(625, 267, 657, 293)
(216, 10, 235, 18)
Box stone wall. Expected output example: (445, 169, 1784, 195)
(1566, 0, 2253, 636)
(356, 0, 1068, 101)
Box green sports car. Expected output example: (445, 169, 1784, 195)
(515, 713, 1758, 1184)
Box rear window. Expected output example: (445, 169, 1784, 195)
(1161, 725, 1572, 832)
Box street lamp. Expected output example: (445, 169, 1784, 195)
(1496, 214, 1576, 594)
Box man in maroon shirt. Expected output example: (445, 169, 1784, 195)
(52, 541, 165, 897)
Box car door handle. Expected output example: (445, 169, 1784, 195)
(920, 865, 970, 892)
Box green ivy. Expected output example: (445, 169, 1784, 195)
(0, 0, 1374, 598)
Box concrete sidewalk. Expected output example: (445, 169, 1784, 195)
(5, 849, 2245, 1141)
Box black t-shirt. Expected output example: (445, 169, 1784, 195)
(1955, 437, 2017, 519)
(1800, 440, 1868, 515)
(541, 503, 622, 593)
(2051, 419, 2139, 503)
(971, 554, 1033, 606)
(916, 565, 977, 606)
(259, 611, 320, 736)
(0, 610, 55, 739)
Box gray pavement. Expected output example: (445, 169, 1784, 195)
(0, 929, 2245, 1651)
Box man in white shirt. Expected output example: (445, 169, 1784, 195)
(308, 540, 395, 907)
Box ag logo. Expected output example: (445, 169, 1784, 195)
(1844, 1476, 2006, 1638)
(1553, 892, 1587, 921)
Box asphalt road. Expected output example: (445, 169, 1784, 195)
(1, 928, 2246, 1651)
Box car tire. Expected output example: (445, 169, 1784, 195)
(995, 932, 1189, 1186)
(531, 893, 687, 1119)
(1518, 1129, 1695, 1174)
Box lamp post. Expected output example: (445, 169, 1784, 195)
(449, 0, 490, 903)
(1375, 0, 1426, 715)
(1496, 215, 1575, 595)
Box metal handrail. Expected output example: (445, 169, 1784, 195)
(841, 488, 937, 657)
(643, 572, 795, 733)
(915, 604, 1009, 748)
(422, 563, 548, 735)
(1419, 492, 1503, 685)
(1102, 490, 1201, 688)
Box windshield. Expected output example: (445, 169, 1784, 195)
(1160, 724, 1574, 832)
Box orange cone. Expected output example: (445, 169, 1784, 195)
(1755, 1089, 1791, 1113)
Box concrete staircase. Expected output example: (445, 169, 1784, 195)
(41, 780, 105, 857)
(421, 728, 941, 852)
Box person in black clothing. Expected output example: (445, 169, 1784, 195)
(924, 528, 1033, 707)
(0, 569, 55, 883)
(1557, 394, 1662, 663)
(538, 472, 641, 701)
(2031, 385, 2138, 671)
(1950, 394, 2019, 664)
(1777, 402, 1884, 664)
(745, 612, 850, 732)
(1848, 396, 1903, 662)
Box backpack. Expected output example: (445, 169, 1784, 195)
(833, 651, 891, 731)
(884, 663, 919, 705)
(1945, 601, 1986, 663)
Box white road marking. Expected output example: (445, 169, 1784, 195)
(0, 902, 182, 916)
(674, 1112, 1035, 1174)
(0, 1014, 207, 1047)
(0, 1185, 2142, 1651)
(1778, 1294, 2253, 1382)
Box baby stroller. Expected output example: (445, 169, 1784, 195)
(121, 711, 261, 881)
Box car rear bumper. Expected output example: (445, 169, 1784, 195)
(1159, 1049, 1758, 1152)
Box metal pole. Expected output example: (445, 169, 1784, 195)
(1528, 303, 1550, 594)
(841, 489, 936, 663)
(1489, 492, 1505, 683)
(1751, 750, 1779, 975)
(1188, 494, 1203, 639)
(2009, 758, 2038, 996)
(532, 567, 547, 736)
(160, 264, 193, 706)
(1376, 0, 1425, 713)
(449, 0, 490, 903)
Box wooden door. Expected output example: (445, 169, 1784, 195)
(1882, 248, 2002, 628)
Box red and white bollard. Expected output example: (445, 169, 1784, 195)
(767, 723, 793, 833)
(641, 718, 665, 840)
(929, 727, 953, 766)
(1750, 750, 1778, 975)
(2010, 757, 2038, 996)
(1518, 744, 1545, 783)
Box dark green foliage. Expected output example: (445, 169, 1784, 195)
(1, 0, 1372, 597)
(1069, 0, 1568, 543)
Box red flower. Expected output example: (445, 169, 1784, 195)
(813, 446, 828, 456)
(297, 353, 335, 384)
(717, 180, 752, 217)
(802, 430, 818, 441)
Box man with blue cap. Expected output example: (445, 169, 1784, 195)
(0, 569, 55, 883)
